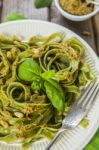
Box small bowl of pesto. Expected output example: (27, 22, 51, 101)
(55, 0, 99, 21)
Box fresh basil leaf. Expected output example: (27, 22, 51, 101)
(4, 12, 26, 22)
(44, 79, 65, 112)
(34, 0, 53, 8)
(47, 79, 65, 100)
(31, 80, 41, 92)
(18, 58, 42, 81)
(41, 70, 55, 80)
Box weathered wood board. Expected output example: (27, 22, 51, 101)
(1, 0, 49, 21)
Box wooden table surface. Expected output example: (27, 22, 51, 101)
(0, 0, 99, 55)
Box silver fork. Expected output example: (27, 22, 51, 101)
(45, 82, 99, 150)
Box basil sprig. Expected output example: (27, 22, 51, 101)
(34, 0, 53, 8)
(18, 58, 65, 112)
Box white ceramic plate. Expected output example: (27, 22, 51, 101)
(0, 20, 99, 150)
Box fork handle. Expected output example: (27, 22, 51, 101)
(45, 129, 64, 150)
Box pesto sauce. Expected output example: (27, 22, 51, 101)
(60, 0, 93, 16)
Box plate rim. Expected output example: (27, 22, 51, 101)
(0, 19, 99, 150)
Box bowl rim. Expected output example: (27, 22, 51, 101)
(55, 0, 99, 19)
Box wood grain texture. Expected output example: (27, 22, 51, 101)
(93, 14, 99, 56)
(0, 0, 2, 7)
(1, 0, 49, 21)
(50, 2, 97, 52)
(0, 0, 3, 22)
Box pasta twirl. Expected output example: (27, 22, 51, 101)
(0, 32, 95, 149)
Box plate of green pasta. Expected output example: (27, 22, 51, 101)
(0, 20, 99, 150)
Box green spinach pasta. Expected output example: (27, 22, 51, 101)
(0, 32, 95, 149)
